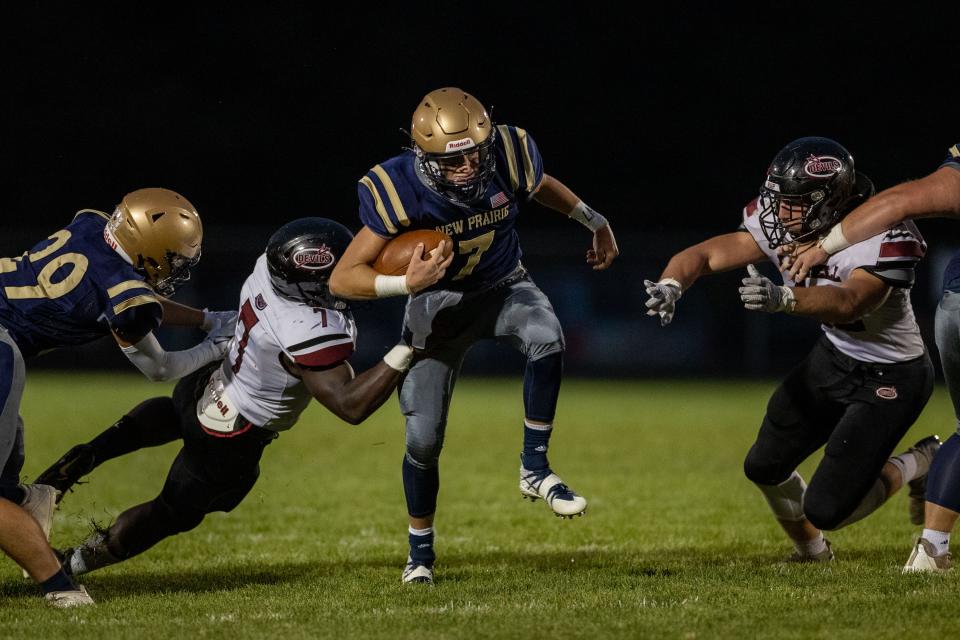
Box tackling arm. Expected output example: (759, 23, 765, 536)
(285, 346, 413, 425)
(785, 166, 960, 281)
(826, 166, 960, 251)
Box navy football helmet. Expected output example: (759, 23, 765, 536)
(265, 218, 353, 310)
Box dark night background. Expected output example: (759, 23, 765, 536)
(2, 4, 958, 376)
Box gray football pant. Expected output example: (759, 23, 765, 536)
(936, 290, 960, 429)
(400, 271, 564, 470)
(0, 325, 26, 492)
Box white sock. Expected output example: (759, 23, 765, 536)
(409, 525, 433, 537)
(922, 528, 951, 556)
(888, 452, 919, 485)
(794, 533, 827, 557)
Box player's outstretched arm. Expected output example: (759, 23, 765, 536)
(290, 345, 414, 425)
(785, 166, 960, 281)
(328, 227, 451, 299)
(531, 174, 619, 270)
(645, 232, 765, 326)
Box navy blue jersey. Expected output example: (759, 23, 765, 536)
(0, 209, 162, 357)
(939, 144, 960, 293)
(358, 124, 544, 291)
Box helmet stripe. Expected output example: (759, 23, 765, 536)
(371, 165, 409, 227)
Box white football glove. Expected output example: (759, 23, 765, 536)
(644, 278, 683, 326)
(202, 309, 238, 345)
(739, 264, 796, 313)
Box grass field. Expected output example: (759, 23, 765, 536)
(0, 373, 958, 639)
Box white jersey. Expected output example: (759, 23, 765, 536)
(741, 197, 926, 364)
(216, 254, 356, 431)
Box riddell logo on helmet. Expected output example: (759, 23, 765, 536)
(292, 246, 335, 270)
(803, 155, 842, 178)
(445, 137, 476, 152)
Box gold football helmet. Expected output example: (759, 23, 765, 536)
(410, 87, 497, 203)
(108, 188, 203, 296)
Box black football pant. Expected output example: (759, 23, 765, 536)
(743, 336, 933, 531)
(91, 364, 277, 560)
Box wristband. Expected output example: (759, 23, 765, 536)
(818, 224, 851, 255)
(374, 275, 410, 298)
(569, 201, 609, 232)
(780, 286, 797, 313)
(383, 345, 415, 371)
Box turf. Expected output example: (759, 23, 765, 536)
(1, 373, 958, 638)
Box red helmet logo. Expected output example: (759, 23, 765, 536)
(292, 245, 335, 271)
(803, 154, 842, 178)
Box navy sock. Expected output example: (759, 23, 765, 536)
(523, 352, 563, 423)
(0, 484, 26, 504)
(402, 455, 439, 518)
(40, 568, 76, 594)
(926, 433, 960, 511)
(521, 421, 552, 471)
(408, 526, 435, 566)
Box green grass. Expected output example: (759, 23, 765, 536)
(1, 373, 959, 638)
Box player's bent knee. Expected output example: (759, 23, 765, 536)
(802, 493, 847, 531)
(743, 448, 791, 486)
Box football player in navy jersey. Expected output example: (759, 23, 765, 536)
(781, 144, 960, 572)
(0, 188, 234, 607)
(645, 137, 938, 563)
(329, 87, 619, 584)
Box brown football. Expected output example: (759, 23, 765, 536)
(372, 229, 454, 276)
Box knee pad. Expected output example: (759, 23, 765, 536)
(754, 471, 807, 522)
(743, 447, 791, 486)
(405, 417, 444, 469)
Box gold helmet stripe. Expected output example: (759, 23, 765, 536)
(497, 125, 520, 192)
(515, 128, 537, 193)
(107, 280, 154, 299)
(73, 208, 110, 221)
(113, 293, 159, 315)
(950, 144, 960, 158)
(359, 176, 397, 234)
(370, 165, 410, 227)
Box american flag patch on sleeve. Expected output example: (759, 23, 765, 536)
(490, 191, 509, 208)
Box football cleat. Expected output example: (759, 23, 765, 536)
(903, 537, 953, 573)
(20, 484, 58, 540)
(35, 444, 98, 503)
(44, 584, 94, 608)
(519, 466, 587, 518)
(784, 538, 834, 564)
(401, 559, 434, 585)
(905, 435, 941, 525)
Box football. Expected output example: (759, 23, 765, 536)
(372, 229, 453, 276)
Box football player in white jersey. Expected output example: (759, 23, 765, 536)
(779, 143, 960, 572)
(644, 137, 939, 561)
(34, 218, 450, 576)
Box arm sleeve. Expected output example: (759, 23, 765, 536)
(121, 332, 226, 382)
